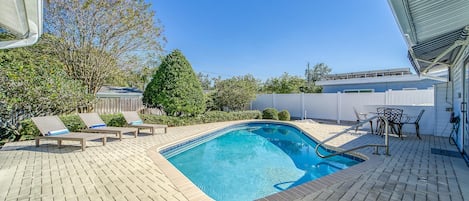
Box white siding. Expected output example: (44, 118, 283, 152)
(434, 83, 453, 137)
(452, 63, 464, 149)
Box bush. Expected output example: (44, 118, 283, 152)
(100, 113, 127, 127)
(143, 50, 206, 116)
(262, 108, 279, 120)
(278, 110, 291, 121)
(142, 110, 262, 127)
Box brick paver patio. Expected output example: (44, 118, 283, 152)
(0, 120, 467, 201)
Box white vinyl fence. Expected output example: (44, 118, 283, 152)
(251, 89, 436, 135)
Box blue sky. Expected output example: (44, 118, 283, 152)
(150, 0, 410, 80)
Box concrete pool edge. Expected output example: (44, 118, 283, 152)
(147, 120, 381, 201)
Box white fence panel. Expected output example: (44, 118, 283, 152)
(304, 93, 338, 120)
(339, 93, 385, 121)
(251, 94, 274, 110)
(386, 89, 434, 105)
(276, 94, 302, 117)
(251, 89, 436, 135)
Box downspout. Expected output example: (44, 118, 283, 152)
(462, 50, 469, 159)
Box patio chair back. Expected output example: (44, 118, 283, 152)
(385, 108, 403, 123)
(122, 111, 142, 123)
(415, 109, 425, 123)
(353, 107, 361, 120)
(31, 116, 67, 136)
(78, 113, 106, 128)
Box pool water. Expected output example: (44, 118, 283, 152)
(161, 123, 362, 201)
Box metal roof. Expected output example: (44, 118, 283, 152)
(317, 70, 446, 86)
(388, 0, 469, 74)
(323, 68, 411, 81)
(96, 86, 143, 98)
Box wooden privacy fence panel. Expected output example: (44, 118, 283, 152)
(93, 97, 145, 114)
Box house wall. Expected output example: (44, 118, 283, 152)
(451, 61, 465, 151)
(322, 79, 440, 93)
(434, 83, 453, 137)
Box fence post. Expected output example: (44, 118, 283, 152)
(272, 93, 277, 108)
(385, 89, 392, 105)
(301, 93, 305, 119)
(337, 91, 341, 124)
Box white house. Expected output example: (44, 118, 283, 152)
(388, 0, 469, 162)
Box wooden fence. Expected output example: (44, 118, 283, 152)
(93, 97, 145, 114)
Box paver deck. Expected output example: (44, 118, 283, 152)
(0, 120, 467, 201)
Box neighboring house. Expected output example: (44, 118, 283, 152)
(97, 86, 143, 98)
(95, 86, 144, 114)
(389, 0, 469, 162)
(316, 68, 445, 93)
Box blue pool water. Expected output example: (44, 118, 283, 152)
(161, 123, 362, 201)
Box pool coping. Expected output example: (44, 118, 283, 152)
(146, 120, 384, 201)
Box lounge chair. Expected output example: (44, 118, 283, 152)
(78, 113, 138, 140)
(353, 107, 373, 134)
(122, 111, 168, 135)
(31, 116, 107, 151)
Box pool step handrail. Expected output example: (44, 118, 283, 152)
(315, 115, 390, 158)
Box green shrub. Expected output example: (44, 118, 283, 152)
(143, 50, 206, 116)
(60, 115, 86, 132)
(100, 113, 126, 127)
(18, 119, 38, 140)
(262, 108, 279, 120)
(142, 110, 261, 127)
(278, 110, 291, 121)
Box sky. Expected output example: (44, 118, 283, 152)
(149, 0, 411, 81)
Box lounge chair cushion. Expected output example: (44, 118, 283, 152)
(90, 123, 106, 128)
(47, 128, 70, 136)
(130, 120, 143, 125)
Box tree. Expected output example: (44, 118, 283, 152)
(105, 66, 158, 90)
(143, 50, 205, 116)
(197, 72, 212, 90)
(305, 63, 331, 83)
(262, 72, 305, 94)
(0, 41, 92, 141)
(214, 75, 258, 111)
(44, 0, 165, 94)
(303, 63, 331, 93)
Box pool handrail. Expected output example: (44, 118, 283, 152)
(315, 115, 390, 158)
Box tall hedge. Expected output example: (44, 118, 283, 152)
(143, 50, 205, 116)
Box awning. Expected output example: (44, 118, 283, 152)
(388, 0, 469, 75)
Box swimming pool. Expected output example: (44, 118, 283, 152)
(160, 122, 363, 201)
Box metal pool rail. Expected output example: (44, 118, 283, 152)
(315, 115, 390, 158)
